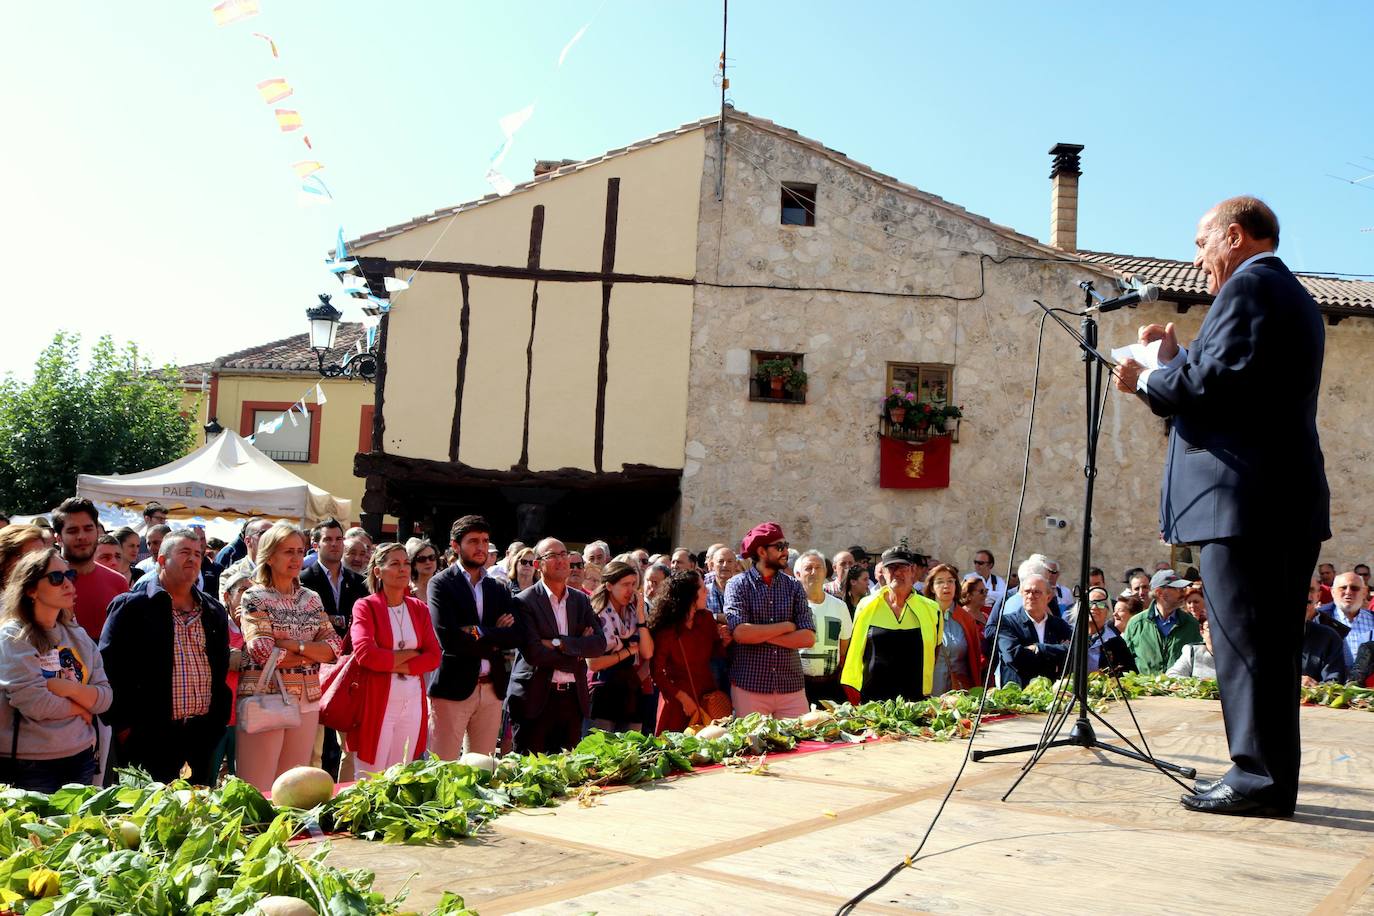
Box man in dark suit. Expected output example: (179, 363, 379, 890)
(99, 530, 231, 784)
(507, 537, 605, 754)
(996, 574, 1073, 686)
(298, 517, 367, 777)
(1116, 196, 1329, 817)
(427, 515, 525, 758)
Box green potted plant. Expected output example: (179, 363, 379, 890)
(940, 403, 963, 433)
(757, 358, 806, 399)
(884, 386, 916, 424)
(905, 400, 938, 435)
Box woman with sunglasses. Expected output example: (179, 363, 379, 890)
(585, 561, 654, 733)
(0, 549, 112, 792)
(506, 546, 539, 596)
(406, 538, 441, 604)
(924, 564, 984, 694)
(1083, 586, 1136, 674)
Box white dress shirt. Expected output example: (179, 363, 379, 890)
(541, 581, 575, 685)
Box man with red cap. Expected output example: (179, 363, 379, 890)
(723, 522, 815, 718)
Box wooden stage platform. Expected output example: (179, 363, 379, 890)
(324, 698, 1374, 914)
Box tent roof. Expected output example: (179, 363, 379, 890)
(76, 431, 351, 524)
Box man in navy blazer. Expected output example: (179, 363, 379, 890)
(427, 515, 524, 758)
(996, 574, 1073, 686)
(1116, 196, 1329, 817)
(506, 537, 606, 754)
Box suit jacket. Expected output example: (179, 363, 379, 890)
(1144, 256, 1329, 544)
(299, 562, 369, 641)
(427, 564, 525, 701)
(1353, 641, 1374, 688)
(507, 582, 605, 717)
(98, 576, 232, 733)
(1301, 618, 1347, 684)
(996, 607, 1073, 687)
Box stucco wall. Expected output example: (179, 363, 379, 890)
(679, 119, 1372, 584)
(355, 129, 705, 473)
(215, 374, 372, 524)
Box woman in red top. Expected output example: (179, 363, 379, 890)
(648, 570, 728, 734)
(347, 543, 441, 777)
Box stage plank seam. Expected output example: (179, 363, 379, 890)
(1310, 844, 1374, 916)
(479, 723, 1182, 914)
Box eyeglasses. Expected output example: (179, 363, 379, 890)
(1045, 567, 1060, 574)
(973, 559, 992, 566)
(518, 559, 534, 567)
(416, 554, 437, 563)
(44, 570, 79, 586)
(569, 561, 585, 569)
(766, 541, 789, 551)
(540, 550, 570, 561)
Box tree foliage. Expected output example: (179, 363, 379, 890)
(0, 333, 197, 512)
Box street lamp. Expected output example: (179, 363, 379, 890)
(306, 293, 377, 382)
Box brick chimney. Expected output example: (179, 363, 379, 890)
(1048, 143, 1084, 251)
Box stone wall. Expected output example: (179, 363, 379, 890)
(677, 117, 1372, 585)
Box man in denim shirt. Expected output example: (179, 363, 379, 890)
(724, 522, 814, 718)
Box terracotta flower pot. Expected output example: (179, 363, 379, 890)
(889, 406, 906, 424)
(769, 376, 785, 398)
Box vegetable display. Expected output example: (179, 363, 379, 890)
(0, 673, 1366, 913)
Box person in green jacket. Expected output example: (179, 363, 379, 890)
(1123, 569, 1203, 675)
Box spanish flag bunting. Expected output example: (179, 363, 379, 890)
(251, 31, 278, 57)
(274, 109, 303, 132)
(292, 159, 323, 179)
(211, 0, 259, 27)
(256, 78, 292, 104)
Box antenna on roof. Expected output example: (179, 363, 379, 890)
(714, 0, 729, 202)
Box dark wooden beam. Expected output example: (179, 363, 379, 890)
(355, 450, 680, 492)
(448, 273, 472, 462)
(370, 312, 390, 452)
(594, 177, 621, 474)
(370, 258, 689, 287)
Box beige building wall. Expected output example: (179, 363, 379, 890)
(214, 374, 372, 525)
(680, 118, 1373, 585)
(354, 129, 706, 474)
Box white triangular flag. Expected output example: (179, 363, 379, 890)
(315, 384, 327, 405)
(287, 407, 298, 427)
(383, 275, 410, 293)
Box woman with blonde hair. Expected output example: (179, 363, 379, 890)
(346, 543, 442, 776)
(506, 545, 539, 596)
(0, 548, 112, 791)
(235, 523, 343, 791)
(0, 524, 46, 597)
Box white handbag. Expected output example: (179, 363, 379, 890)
(236, 647, 302, 735)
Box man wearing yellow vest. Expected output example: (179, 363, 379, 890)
(841, 548, 939, 702)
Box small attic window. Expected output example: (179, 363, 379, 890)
(781, 183, 817, 227)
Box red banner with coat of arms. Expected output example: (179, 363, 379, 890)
(879, 434, 952, 489)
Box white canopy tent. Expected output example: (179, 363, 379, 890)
(76, 431, 351, 525)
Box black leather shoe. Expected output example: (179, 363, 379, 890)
(1193, 778, 1220, 795)
(1180, 783, 1291, 818)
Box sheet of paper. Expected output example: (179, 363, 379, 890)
(1109, 339, 1162, 370)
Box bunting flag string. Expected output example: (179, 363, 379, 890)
(248, 382, 328, 445)
(212, 0, 259, 27)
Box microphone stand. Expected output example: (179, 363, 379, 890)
(972, 286, 1196, 798)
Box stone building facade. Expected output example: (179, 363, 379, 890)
(346, 109, 1374, 583)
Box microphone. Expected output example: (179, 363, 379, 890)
(1079, 281, 1161, 313)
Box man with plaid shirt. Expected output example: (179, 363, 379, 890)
(101, 530, 231, 785)
(724, 522, 815, 718)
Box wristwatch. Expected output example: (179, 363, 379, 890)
(552, 637, 563, 649)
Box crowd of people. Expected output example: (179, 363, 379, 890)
(0, 499, 1371, 795)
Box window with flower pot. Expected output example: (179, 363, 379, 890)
(750, 351, 807, 404)
(881, 362, 960, 440)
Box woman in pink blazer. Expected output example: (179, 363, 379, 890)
(347, 543, 441, 776)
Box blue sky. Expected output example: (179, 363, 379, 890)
(2, 1, 1369, 378)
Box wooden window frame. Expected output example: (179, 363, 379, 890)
(886, 362, 953, 406)
(240, 400, 324, 464)
(780, 182, 817, 227)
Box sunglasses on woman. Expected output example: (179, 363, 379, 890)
(518, 559, 534, 567)
(44, 570, 79, 586)
(416, 554, 437, 563)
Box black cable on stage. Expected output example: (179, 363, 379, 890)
(835, 307, 1053, 916)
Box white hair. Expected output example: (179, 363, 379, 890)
(1018, 554, 1053, 580)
